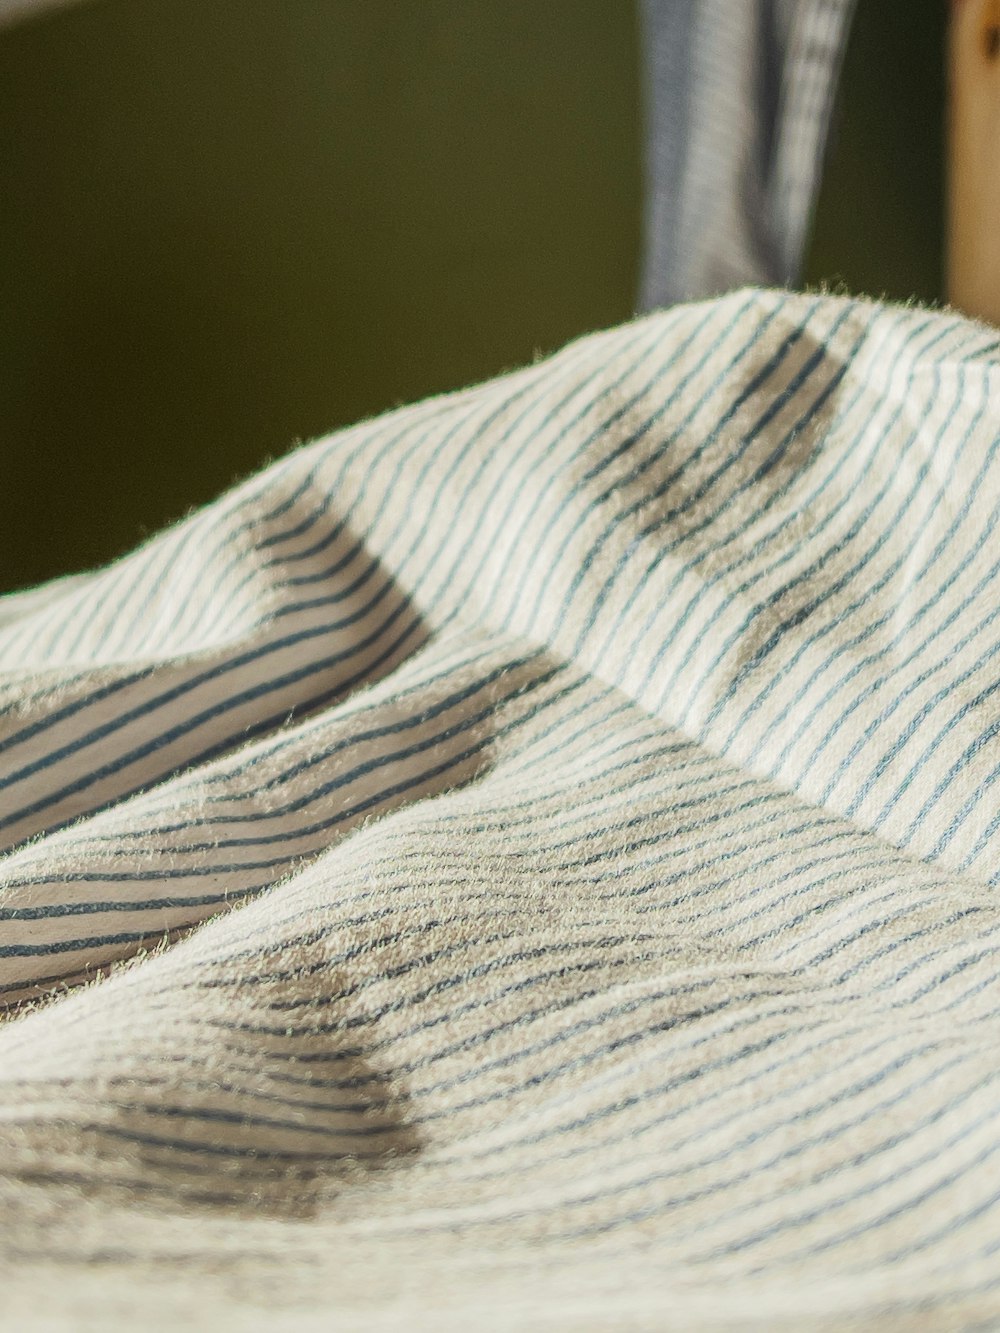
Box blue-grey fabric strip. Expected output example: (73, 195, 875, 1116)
(639, 0, 858, 308)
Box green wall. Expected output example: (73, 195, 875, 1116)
(0, 1, 642, 592)
(0, 0, 945, 595)
(804, 0, 946, 307)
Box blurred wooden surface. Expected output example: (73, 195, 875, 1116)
(949, 0, 1000, 325)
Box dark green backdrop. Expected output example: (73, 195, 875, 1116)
(0, 0, 945, 594)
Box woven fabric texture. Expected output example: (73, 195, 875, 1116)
(2, 289, 1000, 1328)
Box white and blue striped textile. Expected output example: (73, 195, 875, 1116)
(640, 0, 857, 306)
(3, 288, 1000, 1327)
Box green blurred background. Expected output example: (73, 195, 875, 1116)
(0, 0, 946, 594)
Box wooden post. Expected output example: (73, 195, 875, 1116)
(949, 0, 1000, 325)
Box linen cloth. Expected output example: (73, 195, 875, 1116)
(640, 0, 857, 307)
(3, 288, 1000, 1328)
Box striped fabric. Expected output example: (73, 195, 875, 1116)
(640, 0, 857, 307)
(3, 288, 1000, 1328)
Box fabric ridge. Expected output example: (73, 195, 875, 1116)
(3, 289, 1000, 1327)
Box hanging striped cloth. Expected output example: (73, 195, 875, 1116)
(640, 0, 857, 307)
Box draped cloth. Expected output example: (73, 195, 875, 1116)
(640, 0, 858, 308)
(4, 289, 1000, 1328)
